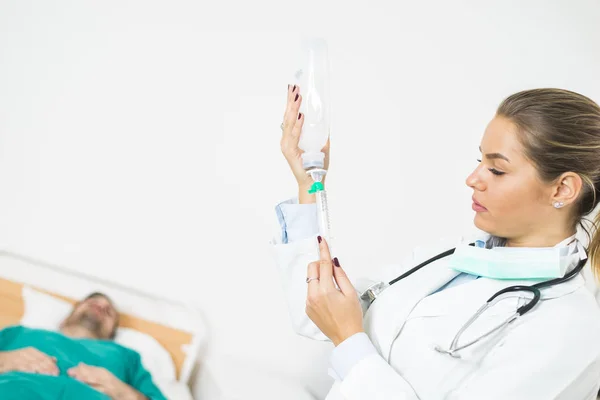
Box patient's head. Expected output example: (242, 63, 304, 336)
(60, 292, 120, 340)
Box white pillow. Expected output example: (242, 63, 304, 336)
(21, 286, 73, 330)
(114, 327, 176, 382)
(19, 286, 177, 383)
(199, 354, 317, 400)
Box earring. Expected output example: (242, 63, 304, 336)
(553, 201, 565, 209)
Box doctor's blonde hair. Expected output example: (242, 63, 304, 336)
(497, 89, 600, 278)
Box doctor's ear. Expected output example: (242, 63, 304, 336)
(551, 173, 582, 208)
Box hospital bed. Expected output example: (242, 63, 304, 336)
(0, 250, 203, 399)
(0, 251, 317, 400)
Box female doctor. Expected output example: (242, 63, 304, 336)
(272, 87, 600, 400)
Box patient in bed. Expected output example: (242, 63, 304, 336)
(0, 292, 166, 400)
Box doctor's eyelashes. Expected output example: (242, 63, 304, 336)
(476, 159, 506, 176)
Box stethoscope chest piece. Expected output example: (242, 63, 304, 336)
(359, 281, 390, 303)
(433, 345, 462, 359)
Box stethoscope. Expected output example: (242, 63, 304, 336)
(360, 244, 588, 358)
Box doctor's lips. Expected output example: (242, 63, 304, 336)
(472, 197, 488, 212)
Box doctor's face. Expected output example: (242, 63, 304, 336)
(465, 116, 555, 242)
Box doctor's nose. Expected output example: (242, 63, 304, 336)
(465, 167, 486, 191)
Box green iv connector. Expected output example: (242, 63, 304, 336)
(308, 181, 324, 194)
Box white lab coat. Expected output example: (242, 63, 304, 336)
(272, 235, 600, 400)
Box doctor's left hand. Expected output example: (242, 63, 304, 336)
(306, 236, 364, 346)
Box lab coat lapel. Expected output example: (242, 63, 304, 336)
(364, 256, 459, 362)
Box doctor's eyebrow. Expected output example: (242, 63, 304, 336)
(479, 146, 511, 162)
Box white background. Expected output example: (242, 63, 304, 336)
(1, 0, 599, 397)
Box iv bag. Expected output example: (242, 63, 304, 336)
(294, 38, 331, 170)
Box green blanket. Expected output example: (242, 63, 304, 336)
(0, 325, 166, 400)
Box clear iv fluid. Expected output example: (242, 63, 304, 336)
(294, 38, 331, 170)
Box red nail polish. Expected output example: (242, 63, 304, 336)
(295, 94, 299, 101)
(333, 257, 340, 267)
(317, 236, 322, 243)
(293, 85, 296, 91)
(298, 113, 302, 120)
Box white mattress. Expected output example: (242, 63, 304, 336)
(192, 353, 317, 400)
(157, 380, 194, 400)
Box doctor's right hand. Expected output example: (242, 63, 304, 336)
(280, 84, 330, 202)
(0, 347, 59, 375)
(306, 237, 364, 346)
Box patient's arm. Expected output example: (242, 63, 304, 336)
(68, 363, 148, 400)
(69, 349, 166, 400)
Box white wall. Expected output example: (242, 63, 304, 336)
(1, 0, 599, 398)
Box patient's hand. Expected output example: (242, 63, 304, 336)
(68, 363, 147, 400)
(0, 347, 59, 375)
